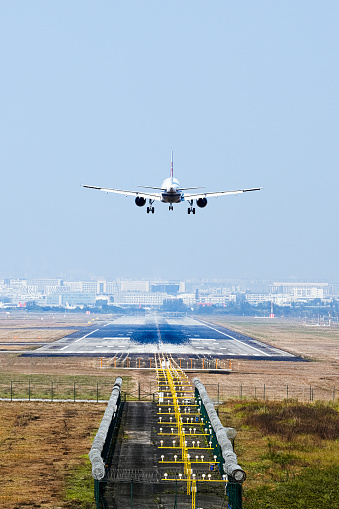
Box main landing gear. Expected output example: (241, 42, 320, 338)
(147, 199, 155, 214)
(187, 200, 195, 214)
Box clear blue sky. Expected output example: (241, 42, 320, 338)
(1, 1, 338, 281)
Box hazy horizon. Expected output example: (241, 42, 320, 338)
(1, 2, 338, 281)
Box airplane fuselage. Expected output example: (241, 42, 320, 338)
(160, 177, 184, 203)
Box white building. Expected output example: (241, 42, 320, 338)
(292, 287, 324, 300)
(113, 292, 168, 306)
(199, 294, 236, 305)
(119, 280, 150, 292)
(270, 282, 330, 296)
(178, 293, 196, 305)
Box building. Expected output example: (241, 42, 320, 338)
(113, 292, 168, 306)
(45, 292, 96, 307)
(270, 282, 331, 296)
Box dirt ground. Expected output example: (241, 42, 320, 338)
(0, 401, 105, 509)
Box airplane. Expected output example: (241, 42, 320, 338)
(83, 152, 262, 214)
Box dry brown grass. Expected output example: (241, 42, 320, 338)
(0, 401, 105, 509)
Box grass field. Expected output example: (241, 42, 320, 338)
(219, 399, 339, 509)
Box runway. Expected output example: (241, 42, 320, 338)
(24, 315, 298, 360)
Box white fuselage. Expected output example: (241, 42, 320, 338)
(160, 177, 184, 203)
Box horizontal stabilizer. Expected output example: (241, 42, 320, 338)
(137, 186, 166, 190)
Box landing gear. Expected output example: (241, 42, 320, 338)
(147, 199, 155, 214)
(187, 200, 195, 214)
(169, 204, 174, 211)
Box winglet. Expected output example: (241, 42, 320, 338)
(170, 151, 173, 178)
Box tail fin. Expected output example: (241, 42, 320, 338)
(170, 151, 173, 178)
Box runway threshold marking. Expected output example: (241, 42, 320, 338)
(201, 322, 271, 357)
(189, 338, 217, 341)
(103, 337, 130, 340)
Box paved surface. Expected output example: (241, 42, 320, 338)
(24, 315, 297, 360)
(105, 402, 159, 508)
(104, 402, 226, 508)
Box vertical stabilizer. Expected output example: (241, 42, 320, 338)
(170, 151, 173, 178)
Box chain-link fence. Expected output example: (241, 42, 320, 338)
(0, 379, 336, 403)
(0, 379, 158, 402)
(201, 383, 337, 404)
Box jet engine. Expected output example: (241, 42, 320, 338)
(196, 197, 207, 208)
(135, 196, 146, 207)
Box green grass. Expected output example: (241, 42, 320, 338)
(64, 457, 96, 509)
(244, 465, 339, 509)
(0, 373, 133, 400)
(219, 399, 339, 509)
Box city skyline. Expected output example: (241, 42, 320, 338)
(1, 275, 336, 308)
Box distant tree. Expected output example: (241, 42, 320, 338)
(161, 299, 188, 312)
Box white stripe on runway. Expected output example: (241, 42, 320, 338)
(74, 329, 100, 343)
(60, 329, 101, 349)
(201, 323, 271, 357)
(103, 337, 130, 340)
(189, 338, 217, 341)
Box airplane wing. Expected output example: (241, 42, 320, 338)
(184, 187, 262, 201)
(82, 185, 162, 201)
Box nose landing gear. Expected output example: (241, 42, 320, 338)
(169, 204, 174, 211)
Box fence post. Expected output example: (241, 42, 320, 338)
(97, 382, 99, 403)
(218, 383, 220, 404)
(29, 380, 31, 401)
(227, 481, 243, 509)
(333, 386, 336, 402)
(11, 380, 13, 401)
(51, 381, 53, 402)
(138, 382, 141, 401)
(130, 479, 133, 509)
(263, 384, 266, 401)
(286, 385, 289, 400)
(240, 384, 242, 399)
(74, 381, 76, 402)
(94, 479, 100, 509)
(310, 385, 312, 402)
